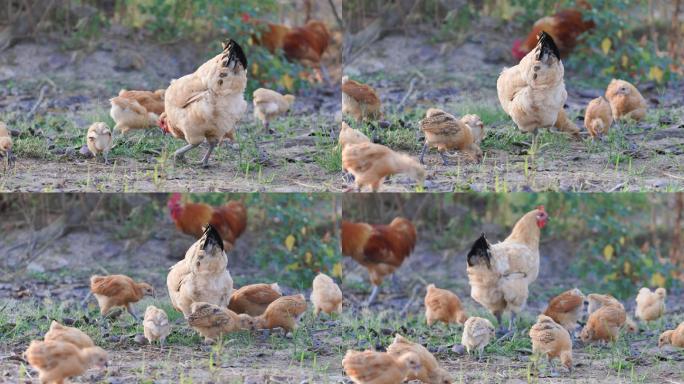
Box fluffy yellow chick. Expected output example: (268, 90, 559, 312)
(342, 76, 382, 123)
(424, 284, 468, 326)
(658, 321, 684, 348)
(228, 283, 282, 316)
(339, 122, 370, 151)
(584, 96, 613, 138)
(254, 294, 308, 332)
(587, 293, 623, 314)
(0, 121, 15, 169)
(253, 88, 295, 133)
(460, 114, 486, 144)
(311, 273, 343, 316)
(187, 302, 253, 343)
(635, 287, 666, 322)
(605, 79, 647, 121)
(143, 305, 171, 347)
(461, 317, 495, 358)
(542, 288, 585, 334)
(419, 108, 483, 165)
(387, 334, 452, 384)
(86, 122, 113, 164)
(529, 314, 573, 375)
(44, 321, 95, 349)
(342, 142, 425, 192)
(342, 349, 421, 384)
(580, 304, 626, 343)
(25, 340, 108, 384)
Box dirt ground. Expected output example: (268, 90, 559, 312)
(1, 218, 682, 383)
(0, 29, 343, 192)
(343, 30, 684, 193)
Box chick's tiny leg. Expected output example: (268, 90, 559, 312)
(318, 63, 332, 85)
(200, 141, 217, 168)
(365, 285, 380, 307)
(439, 151, 449, 166)
(508, 312, 517, 332)
(126, 304, 139, 322)
(174, 143, 199, 163)
(419, 143, 428, 164)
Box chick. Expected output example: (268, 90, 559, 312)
(143, 305, 171, 348)
(342, 349, 421, 384)
(419, 108, 483, 165)
(424, 284, 468, 326)
(584, 96, 613, 139)
(342, 142, 426, 192)
(580, 304, 626, 343)
(254, 294, 307, 333)
(89, 274, 155, 321)
(605, 79, 647, 121)
(86, 122, 113, 164)
(187, 302, 253, 343)
(311, 273, 343, 317)
(109, 89, 165, 134)
(0, 121, 16, 169)
(342, 76, 382, 123)
(253, 88, 295, 133)
(658, 321, 684, 348)
(387, 334, 452, 384)
(228, 283, 282, 317)
(529, 314, 573, 375)
(542, 288, 585, 334)
(44, 320, 95, 349)
(460, 114, 486, 144)
(339, 122, 370, 151)
(635, 287, 666, 323)
(462, 317, 495, 359)
(25, 340, 108, 384)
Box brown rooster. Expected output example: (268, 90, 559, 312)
(341, 217, 417, 306)
(167, 193, 247, 251)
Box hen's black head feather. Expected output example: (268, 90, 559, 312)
(467, 233, 491, 269)
(201, 224, 224, 252)
(536, 31, 560, 61)
(221, 39, 248, 70)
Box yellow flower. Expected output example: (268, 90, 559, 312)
(651, 272, 666, 287)
(332, 262, 343, 278)
(603, 244, 614, 261)
(601, 38, 612, 55)
(285, 235, 296, 251)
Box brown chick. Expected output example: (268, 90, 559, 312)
(25, 340, 108, 384)
(228, 283, 282, 317)
(584, 96, 613, 139)
(187, 302, 253, 343)
(342, 76, 382, 123)
(90, 274, 155, 321)
(658, 321, 684, 348)
(44, 321, 95, 349)
(460, 114, 486, 144)
(311, 273, 343, 316)
(0, 121, 16, 169)
(605, 79, 647, 121)
(109, 89, 165, 134)
(342, 142, 426, 192)
(419, 108, 483, 165)
(86, 122, 113, 164)
(424, 284, 468, 326)
(339, 122, 370, 151)
(253, 88, 295, 133)
(542, 288, 585, 333)
(342, 349, 422, 384)
(254, 294, 307, 333)
(143, 305, 171, 347)
(635, 287, 666, 322)
(387, 334, 452, 384)
(461, 317, 495, 358)
(529, 314, 573, 375)
(580, 304, 626, 343)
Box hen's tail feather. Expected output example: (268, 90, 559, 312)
(201, 224, 224, 252)
(536, 31, 560, 61)
(467, 233, 492, 269)
(221, 39, 248, 70)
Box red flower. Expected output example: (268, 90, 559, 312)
(242, 13, 251, 22)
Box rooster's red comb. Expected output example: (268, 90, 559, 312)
(537, 205, 545, 212)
